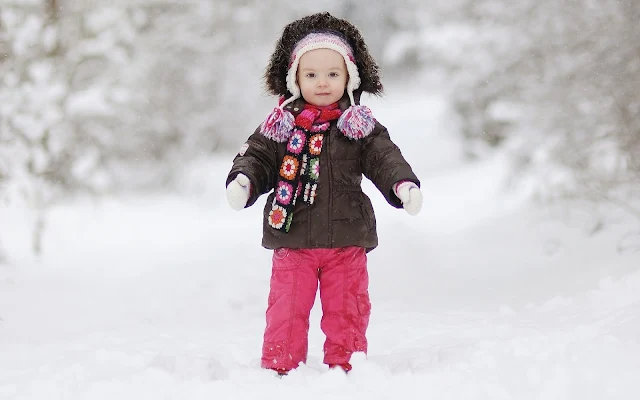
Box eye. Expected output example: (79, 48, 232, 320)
(305, 73, 316, 78)
(329, 72, 340, 78)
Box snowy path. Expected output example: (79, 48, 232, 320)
(1, 94, 640, 399)
(2, 174, 639, 399)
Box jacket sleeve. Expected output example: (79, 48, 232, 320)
(361, 122, 421, 208)
(226, 126, 279, 208)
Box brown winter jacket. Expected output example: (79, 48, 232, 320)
(226, 96, 420, 252)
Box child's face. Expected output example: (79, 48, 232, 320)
(297, 48, 347, 107)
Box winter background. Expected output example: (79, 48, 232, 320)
(1, 1, 639, 399)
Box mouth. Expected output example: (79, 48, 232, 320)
(316, 93, 331, 96)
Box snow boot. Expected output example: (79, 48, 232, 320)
(328, 362, 352, 373)
(270, 367, 289, 377)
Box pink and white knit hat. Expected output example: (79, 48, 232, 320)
(260, 32, 375, 142)
(282, 32, 361, 108)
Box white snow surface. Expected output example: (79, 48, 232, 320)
(1, 92, 640, 399)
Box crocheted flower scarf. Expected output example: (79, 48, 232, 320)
(267, 102, 342, 232)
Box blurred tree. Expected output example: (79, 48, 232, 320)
(0, 0, 146, 253)
(472, 0, 640, 218)
(1, 0, 69, 254)
(0, 0, 303, 255)
(383, 0, 640, 219)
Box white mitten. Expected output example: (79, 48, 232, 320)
(226, 173, 251, 211)
(394, 181, 423, 216)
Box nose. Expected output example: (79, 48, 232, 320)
(317, 78, 328, 87)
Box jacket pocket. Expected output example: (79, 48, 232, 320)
(359, 202, 374, 232)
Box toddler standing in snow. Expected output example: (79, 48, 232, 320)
(225, 12, 422, 375)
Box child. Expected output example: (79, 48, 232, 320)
(225, 12, 422, 375)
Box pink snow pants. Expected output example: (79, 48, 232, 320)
(261, 246, 371, 371)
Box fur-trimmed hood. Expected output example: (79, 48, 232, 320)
(264, 12, 383, 99)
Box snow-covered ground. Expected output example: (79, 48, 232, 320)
(1, 92, 639, 399)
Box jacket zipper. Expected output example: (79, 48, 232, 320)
(327, 127, 333, 247)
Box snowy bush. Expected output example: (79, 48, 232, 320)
(0, 1, 273, 253)
(382, 0, 640, 218)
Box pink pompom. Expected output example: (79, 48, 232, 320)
(260, 107, 295, 142)
(337, 105, 375, 139)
